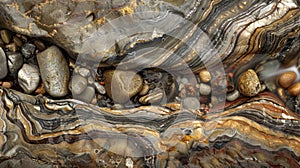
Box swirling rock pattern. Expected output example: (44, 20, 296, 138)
(0, 0, 300, 167)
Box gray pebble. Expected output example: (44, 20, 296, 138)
(18, 64, 40, 94)
(37, 46, 70, 97)
(199, 83, 211, 96)
(7, 52, 23, 74)
(0, 29, 12, 44)
(94, 82, 106, 94)
(226, 90, 240, 102)
(70, 75, 88, 95)
(78, 67, 90, 77)
(182, 97, 200, 110)
(21, 43, 36, 58)
(0, 47, 8, 79)
(73, 86, 95, 103)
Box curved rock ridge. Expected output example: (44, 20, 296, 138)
(0, 0, 299, 72)
(0, 88, 299, 167)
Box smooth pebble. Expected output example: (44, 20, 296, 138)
(18, 64, 40, 94)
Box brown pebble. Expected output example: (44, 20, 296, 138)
(277, 71, 297, 88)
(199, 70, 211, 83)
(35, 83, 46, 95)
(288, 82, 300, 96)
(0, 29, 12, 44)
(238, 69, 261, 97)
(2, 81, 11, 89)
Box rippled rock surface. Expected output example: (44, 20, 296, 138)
(0, 0, 300, 167)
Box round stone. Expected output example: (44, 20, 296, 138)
(277, 71, 297, 88)
(70, 75, 88, 95)
(238, 69, 261, 97)
(199, 83, 211, 96)
(18, 64, 40, 94)
(21, 43, 36, 58)
(74, 86, 95, 103)
(288, 82, 300, 96)
(226, 89, 240, 101)
(199, 70, 211, 83)
(0, 47, 8, 80)
(7, 52, 23, 74)
(37, 46, 70, 97)
(103, 70, 143, 103)
(182, 97, 200, 110)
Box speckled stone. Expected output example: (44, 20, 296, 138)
(103, 70, 143, 103)
(18, 64, 40, 94)
(238, 69, 261, 97)
(0, 47, 8, 79)
(199, 70, 211, 83)
(37, 46, 70, 97)
(21, 43, 36, 58)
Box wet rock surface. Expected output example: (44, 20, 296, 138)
(0, 1, 299, 168)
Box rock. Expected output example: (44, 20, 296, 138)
(288, 82, 300, 96)
(139, 84, 150, 96)
(103, 70, 143, 103)
(182, 97, 200, 110)
(18, 64, 40, 94)
(74, 86, 95, 103)
(139, 89, 164, 105)
(0, 47, 8, 79)
(21, 43, 36, 58)
(199, 70, 211, 83)
(7, 52, 23, 74)
(1, 81, 12, 89)
(69, 75, 88, 95)
(0, 29, 12, 44)
(6, 43, 17, 52)
(13, 36, 23, 47)
(33, 40, 46, 51)
(226, 90, 240, 102)
(37, 46, 70, 97)
(238, 69, 261, 97)
(78, 67, 90, 77)
(277, 71, 297, 88)
(199, 83, 211, 96)
(94, 82, 106, 94)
